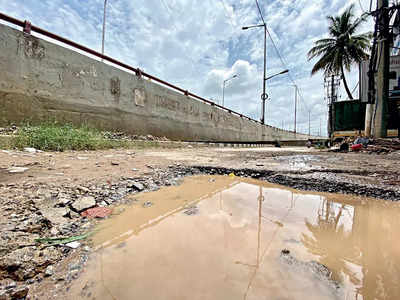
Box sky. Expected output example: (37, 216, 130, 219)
(0, 0, 374, 136)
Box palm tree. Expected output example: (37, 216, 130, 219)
(308, 4, 371, 100)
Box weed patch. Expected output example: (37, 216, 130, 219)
(13, 123, 127, 151)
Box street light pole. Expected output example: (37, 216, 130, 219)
(101, 0, 108, 59)
(262, 24, 267, 125)
(293, 85, 298, 133)
(242, 24, 267, 124)
(222, 74, 238, 107)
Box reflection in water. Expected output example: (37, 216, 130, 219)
(68, 176, 400, 300)
(302, 197, 400, 299)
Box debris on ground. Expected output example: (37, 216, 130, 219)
(363, 138, 400, 154)
(6, 167, 29, 174)
(0, 125, 18, 135)
(351, 143, 362, 151)
(65, 241, 81, 249)
(1, 144, 400, 298)
(331, 137, 400, 154)
(142, 201, 153, 208)
(102, 131, 169, 142)
(71, 196, 96, 212)
(183, 206, 199, 216)
(81, 207, 112, 219)
(280, 250, 341, 291)
(35, 233, 91, 246)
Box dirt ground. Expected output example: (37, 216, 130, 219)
(1, 144, 400, 299)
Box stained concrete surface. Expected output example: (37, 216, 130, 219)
(0, 23, 316, 142)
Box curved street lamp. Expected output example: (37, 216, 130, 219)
(265, 69, 289, 81)
(222, 74, 238, 107)
(242, 23, 267, 124)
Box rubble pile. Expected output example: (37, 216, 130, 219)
(102, 131, 169, 142)
(0, 126, 18, 136)
(365, 138, 400, 154)
(0, 166, 186, 299)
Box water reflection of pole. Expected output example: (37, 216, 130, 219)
(257, 186, 263, 266)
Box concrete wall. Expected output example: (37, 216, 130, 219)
(0, 24, 314, 142)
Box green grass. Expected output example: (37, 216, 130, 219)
(12, 123, 128, 151)
(0, 123, 189, 151)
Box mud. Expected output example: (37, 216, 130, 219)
(177, 166, 400, 201)
(66, 176, 400, 300)
(1, 146, 400, 299)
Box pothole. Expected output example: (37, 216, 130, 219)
(66, 175, 400, 300)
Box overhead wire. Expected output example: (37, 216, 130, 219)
(253, 0, 312, 129)
(358, 0, 366, 13)
(220, 0, 237, 30)
(351, 82, 360, 95)
(255, 0, 266, 24)
(264, 26, 311, 114)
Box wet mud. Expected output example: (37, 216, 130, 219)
(68, 176, 400, 300)
(179, 166, 400, 201)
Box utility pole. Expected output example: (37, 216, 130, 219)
(294, 85, 298, 133)
(101, 0, 108, 61)
(261, 24, 267, 125)
(319, 118, 322, 136)
(331, 75, 335, 135)
(374, 0, 390, 138)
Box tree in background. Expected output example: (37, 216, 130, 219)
(308, 4, 371, 100)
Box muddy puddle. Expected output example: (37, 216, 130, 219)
(70, 176, 400, 300)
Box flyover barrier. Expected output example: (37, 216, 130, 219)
(0, 12, 323, 142)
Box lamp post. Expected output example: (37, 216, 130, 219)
(242, 24, 267, 124)
(265, 69, 288, 81)
(101, 0, 108, 59)
(293, 85, 298, 133)
(222, 74, 238, 107)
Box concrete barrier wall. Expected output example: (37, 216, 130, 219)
(0, 24, 314, 142)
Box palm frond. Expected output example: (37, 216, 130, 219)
(308, 2, 371, 80)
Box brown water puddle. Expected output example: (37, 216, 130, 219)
(69, 176, 400, 300)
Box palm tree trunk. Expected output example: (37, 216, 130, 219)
(341, 65, 354, 100)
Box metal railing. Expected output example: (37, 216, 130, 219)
(0, 11, 301, 134)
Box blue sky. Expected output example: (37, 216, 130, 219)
(0, 0, 373, 136)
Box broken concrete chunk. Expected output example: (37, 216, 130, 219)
(71, 196, 96, 212)
(7, 167, 29, 174)
(77, 156, 89, 160)
(0, 290, 9, 300)
(65, 241, 81, 249)
(41, 207, 70, 225)
(132, 182, 144, 191)
(57, 197, 71, 207)
(45, 265, 54, 277)
(10, 286, 29, 299)
(24, 147, 38, 153)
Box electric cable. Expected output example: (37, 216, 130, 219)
(264, 26, 311, 113)
(220, 0, 237, 30)
(359, 0, 366, 13)
(351, 82, 360, 95)
(255, 0, 265, 24)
